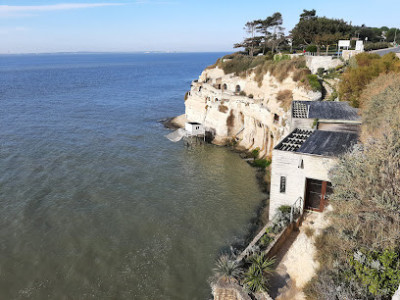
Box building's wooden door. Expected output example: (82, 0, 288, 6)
(305, 179, 333, 212)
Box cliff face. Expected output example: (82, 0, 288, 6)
(184, 63, 321, 157)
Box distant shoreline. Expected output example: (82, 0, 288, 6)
(0, 51, 231, 56)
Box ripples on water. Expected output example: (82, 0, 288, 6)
(0, 53, 266, 299)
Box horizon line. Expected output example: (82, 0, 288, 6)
(0, 50, 233, 56)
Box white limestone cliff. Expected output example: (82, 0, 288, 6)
(184, 64, 321, 157)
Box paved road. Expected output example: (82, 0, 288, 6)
(370, 46, 400, 56)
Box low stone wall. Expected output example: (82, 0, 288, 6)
(212, 281, 274, 300)
(305, 56, 343, 74)
(266, 214, 303, 259)
(342, 50, 363, 60)
(222, 215, 304, 300)
(212, 281, 252, 300)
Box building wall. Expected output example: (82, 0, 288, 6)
(317, 122, 360, 133)
(269, 149, 337, 218)
(290, 118, 315, 131)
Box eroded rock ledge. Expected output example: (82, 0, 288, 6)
(184, 62, 321, 157)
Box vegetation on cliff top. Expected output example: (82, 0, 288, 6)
(234, 9, 399, 56)
(208, 54, 320, 94)
(305, 73, 400, 299)
(338, 52, 400, 107)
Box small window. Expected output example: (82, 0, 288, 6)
(223, 83, 227, 90)
(235, 85, 241, 93)
(298, 158, 304, 169)
(280, 176, 286, 193)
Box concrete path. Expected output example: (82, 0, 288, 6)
(268, 210, 332, 300)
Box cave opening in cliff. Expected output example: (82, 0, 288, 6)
(235, 85, 241, 93)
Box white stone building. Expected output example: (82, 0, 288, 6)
(185, 122, 205, 136)
(269, 101, 361, 218)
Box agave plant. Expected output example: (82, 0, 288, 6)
(243, 264, 268, 293)
(213, 255, 242, 283)
(243, 253, 275, 292)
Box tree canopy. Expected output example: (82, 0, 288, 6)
(291, 10, 352, 50)
(234, 9, 398, 55)
(234, 12, 285, 56)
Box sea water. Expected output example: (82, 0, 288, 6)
(0, 53, 265, 299)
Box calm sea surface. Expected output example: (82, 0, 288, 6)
(0, 53, 265, 299)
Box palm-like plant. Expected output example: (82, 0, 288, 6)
(243, 253, 275, 292)
(213, 255, 242, 283)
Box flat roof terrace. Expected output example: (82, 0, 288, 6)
(292, 101, 360, 122)
(275, 129, 358, 157)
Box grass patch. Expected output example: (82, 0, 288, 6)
(304, 226, 315, 238)
(306, 74, 322, 92)
(254, 57, 309, 86)
(276, 89, 293, 111)
(218, 104, 228, 113)
(206, 54, 311, 90)
(252, 159, 271, 169)
(207, 54, 269, 76)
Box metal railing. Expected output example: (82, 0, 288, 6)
(290, 197, 304, 223)
(304, 51, 342, 57)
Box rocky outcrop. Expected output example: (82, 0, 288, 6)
(184, 64, 321, 157)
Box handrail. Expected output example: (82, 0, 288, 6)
(290, 197, 304, 223)
(304, 51, 341, 57)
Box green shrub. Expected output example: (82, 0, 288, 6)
(259, 233, 274, 247)
(339, 52, 400, 107)
(243, 253, 275, 293)
(306, 74, 322, 92)
(304, 73, 400, 299)
(317, 67, 325, 77)
(306, 45, 318, 53)
(327, 90, 338, 101)
(364, 42, 390, 51)
(348, 249, 400, 297)
(273, 54, 290, 62)
(252, 159, 271, 169)
(239, 91, 247, 96)
(251, 147, 260, 158)
(213, 255, 242, 282)
(312, 118, 319, 128)
(278, 205, 291, 214)
(213, 54, 269, 75)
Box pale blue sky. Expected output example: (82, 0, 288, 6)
(0, 0, 399, 53)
